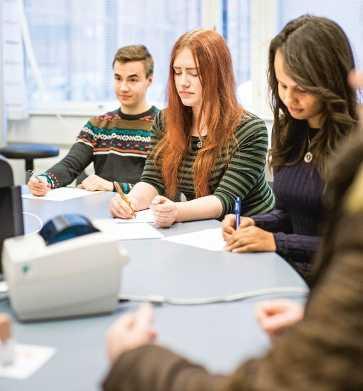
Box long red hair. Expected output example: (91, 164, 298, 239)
(154, 29, 245, 198)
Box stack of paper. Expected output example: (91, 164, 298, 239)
(0, 344, 55, 379)
(163, 228, 226, 251)
(93, 216, 162, 240)
(113, 209, 155, 224)
(22, 187, 103, 201)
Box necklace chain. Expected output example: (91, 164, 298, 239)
(304, 133, 313, 163)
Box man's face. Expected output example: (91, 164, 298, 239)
(113, 60, 152, 111)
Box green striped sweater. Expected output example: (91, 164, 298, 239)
(141, 110, 275, 216)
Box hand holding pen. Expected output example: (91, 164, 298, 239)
(27, 172, 51, 197)
(222, 197, 255, 242)
(111, 181, 137, 219)
(234, 197, 241, 230)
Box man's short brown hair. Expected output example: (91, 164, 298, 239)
(112, 45, 154, 77)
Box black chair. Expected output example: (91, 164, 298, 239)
(0, 155, 14, 188)
(0, 143, 59, 181)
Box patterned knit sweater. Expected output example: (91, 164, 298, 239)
(141, 110, 274, 216)
(253, 126, 324, 280)
(42, 106, 159, 192)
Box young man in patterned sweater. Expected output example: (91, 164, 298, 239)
(28, 45, 159, 196)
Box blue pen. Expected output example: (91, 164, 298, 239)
(234, 197, 241, 230)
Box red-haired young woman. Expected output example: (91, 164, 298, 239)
(110, 29, 274, 227)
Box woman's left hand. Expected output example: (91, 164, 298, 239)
(106, 304, 157, 364)
(224, 226, 277, 253)
(222, 214, 255, 241)
(150, 195, 178, 228)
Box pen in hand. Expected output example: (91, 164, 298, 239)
(29, 171, 48, 185)
(113, 182, 136, 217)
(234, 196, 241, 230)
(27, 170, 40, 183)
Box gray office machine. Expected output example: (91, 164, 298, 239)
(2, 232, 128, 321)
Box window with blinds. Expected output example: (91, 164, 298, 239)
(278, 0, 363, 69)
(23, 0, 202, 108)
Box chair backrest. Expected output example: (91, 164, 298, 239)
(0, 186, 24, 274)
(0, 155, 13, 188)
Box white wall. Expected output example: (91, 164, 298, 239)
(0, 0, 6, 148)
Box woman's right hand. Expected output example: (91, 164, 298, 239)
(222, 214, 255, 241)
(255, 299, 304, 338)
(27, 177, 51, 196)
(109, 194, 136, 219)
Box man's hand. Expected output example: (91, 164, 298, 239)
(78, 175, 113, 191)
(27, 176, 51, 196)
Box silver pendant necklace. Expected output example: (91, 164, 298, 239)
(304, 151, 313, 163)
(304, 133, 313, 163)
(192, 122, 207, 149)
(195, 128, 205, 149)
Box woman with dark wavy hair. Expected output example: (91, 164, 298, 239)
(110, 29, 274, 227)
(223, 15, 358, 281)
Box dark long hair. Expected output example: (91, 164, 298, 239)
(268, 15, 358, 176)
(309, 131, 363, 291)
(153, 29, 244, 198)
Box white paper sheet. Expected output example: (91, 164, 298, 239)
(22, 187, 103, 201)
(0, 344, 55, 379)
(0, 281, 8, 294)
(113, 209, 155, 223)
(93, 220, 163, 240)
(163, 228, 226, 251)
